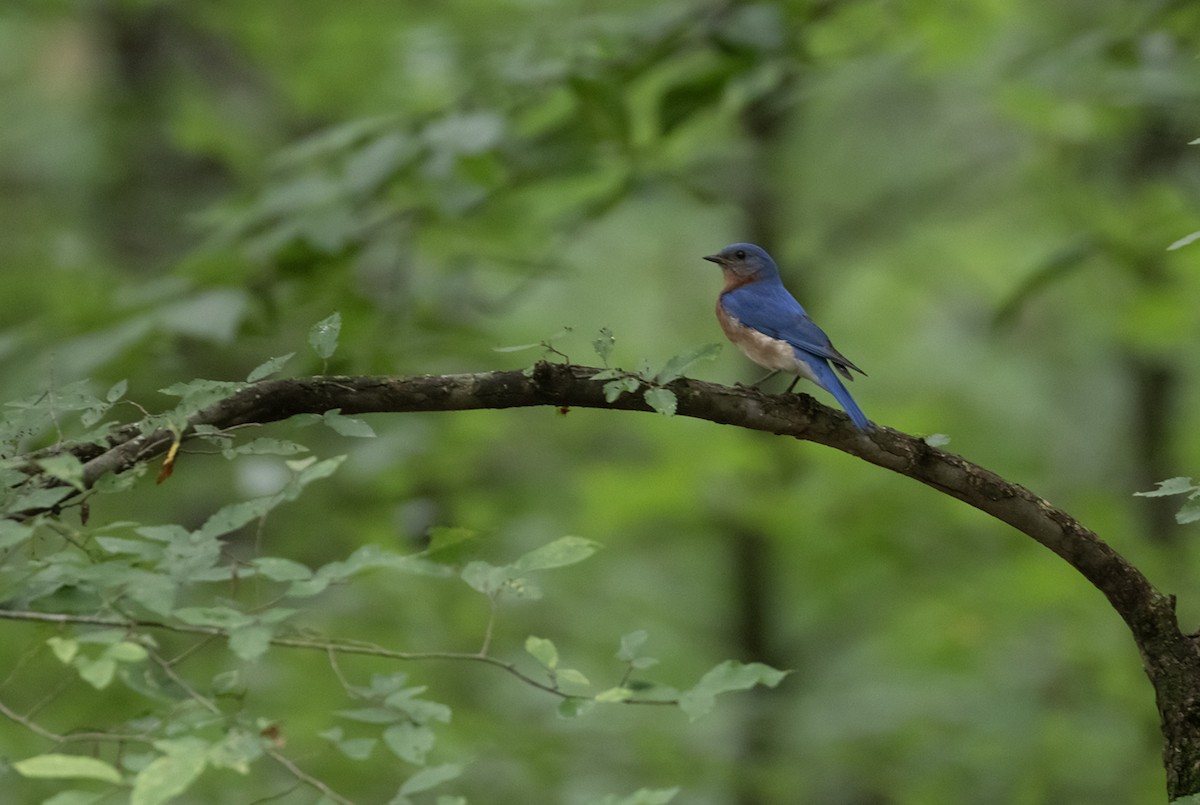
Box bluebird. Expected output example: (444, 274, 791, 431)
(704, 243, 871, 431)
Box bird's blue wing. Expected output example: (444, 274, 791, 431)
(804, 356, 872, 431)
(721, 283, 865, 376)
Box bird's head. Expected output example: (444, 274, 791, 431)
(703, 243, 780, 290)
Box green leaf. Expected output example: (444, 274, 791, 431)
(383, 689, 452, 724)
(283, 454, 347, 497)
(246, 352, 295, 382)
(525, 636, 558, 670)
(228, 625, 273, 661)
(95, 536, 162, 560)
(207, 728, 263, 773)
(253, 557, 313, 582)
(137, 524, 190, 542)
(678, 661, 790, 721)
(106, 379, 128, 403)
(0, 519, 33, 550)
(194, 495, 281, 540)
(92, 468, 142, 494)
(309, 312, 342, 360)
(173, 606, 253, 630)
(37, 454, 85, 490)
(105, 641, 148, 663)
(225, 438, 309, 457)
(47, 636, 78, 664)
(131, 741, 208, 805)
(76, 657, 117, 689)
(603, 376, 640, 402)
(398, 762, 465, 796)
(592, 327, 615, 363)
(158, 379, 244, 409)
(512, 536, 600, 573)
(14, 754, 122, 783)
(126, 574, 177, 615)
(423, 526, 481, 564)
(558, 698, 596, 719)
(334, 737, 377, 761)
(643, 387, 677, 416)
(337, 707, 404, 724)
(617, 630, 650, 662)
(557, 668, 590, 687)
(614, 633, 662, 671)
(594, 687, 633, 703)
(323, 409, 376, 438)
(1177, 498, 1200, 525)
(11, 485, 74, 512)
(383, 722, 436, 764)
(655, 343, 722, 384)
(289, 542, 444, 597)
(1135, 477, 1196, 497)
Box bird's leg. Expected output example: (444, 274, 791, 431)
(751, 369, 780, 388)
(734, 369, 780, 389)
(783, 376, 800, 393)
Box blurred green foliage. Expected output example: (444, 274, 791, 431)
(2, 0, 1199, 802)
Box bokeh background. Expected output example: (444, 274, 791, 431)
(3, 0, 1200, 802)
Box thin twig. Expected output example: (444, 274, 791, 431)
(0, 694, 155, 745)
(148, 650, 221, 715)
(266, 746, 354, 805)
(0, 608, 677, 706)
(146, 648, 355, 803)
(479, 594, 498, 656)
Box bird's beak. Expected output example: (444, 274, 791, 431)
(702, 254, 723, 266)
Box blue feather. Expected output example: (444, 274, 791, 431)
(705, 242, 872, 431)
(805, 356, 872, 431)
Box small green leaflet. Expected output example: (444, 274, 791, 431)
(678, 660, 790, 721)
(526, 636, 558, 670)
(512, 536, 599, 573)
(397, 761, 466, 796)
(1135, 477, 1197, 497)
(322, 409, 375, 438)
(106, 379, 128, 402)
(309, 312, 342, 360)
(643, 388, 676, 416)
(36, 454, 85, 490)
(603, 376, 641, 402)
(131, 738, 209, 805)
(654, 343, 722, 385)
(383, 722, 436, 764)
(1135, 477, 1200, 524)
(592, 326, 615, 364)
(13, 754, 123, 784)
(246, 352, 295, 382)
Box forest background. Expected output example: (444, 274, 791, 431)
(2, 1, 1200, 803)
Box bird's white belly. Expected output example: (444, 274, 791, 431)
(718, 310, 820, 384)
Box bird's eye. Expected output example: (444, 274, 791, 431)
(735, 249, 746, 260)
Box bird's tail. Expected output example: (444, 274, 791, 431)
(810, 360, 872, 432)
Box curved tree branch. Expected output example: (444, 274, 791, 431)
(20, 360, 1200, 799)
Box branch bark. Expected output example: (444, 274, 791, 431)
(24, 361, 1200, 800)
